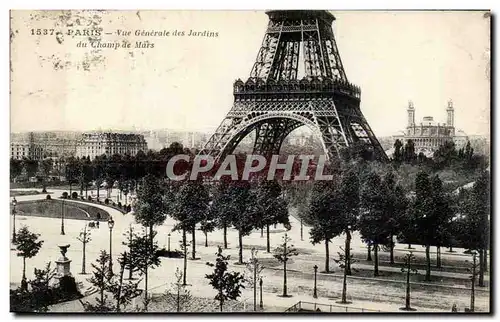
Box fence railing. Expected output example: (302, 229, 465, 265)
(285, 301, 382, 313)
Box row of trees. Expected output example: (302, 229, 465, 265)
(392, 139, 488, 172)
(300, 160, 490, 284)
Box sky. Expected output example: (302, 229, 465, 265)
(10, 10, 490, 137)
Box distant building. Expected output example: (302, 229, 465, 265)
(393, 100, 468, 156)
(76, 132, 147, 159)
(10, 132, 44, 160)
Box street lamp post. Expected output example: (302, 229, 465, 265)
(313, 265, 318, 299)
(168, 233, 171, 252)
(108, 216, 115, 276)
(259, 277, 263, 309)
(11, 198, 17, 243)
(60, 198, 65, 235)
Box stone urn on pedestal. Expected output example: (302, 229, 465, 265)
(55, 244, 72, 278)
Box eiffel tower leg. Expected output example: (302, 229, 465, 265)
(252, 119, 302, 157)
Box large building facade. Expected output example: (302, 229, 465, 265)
(10, 133, 44, 160)
(76, 132, 147, 159)
(394, 100, 468, 155)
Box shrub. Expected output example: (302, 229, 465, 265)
(41, 187, 47, 193)
(62, 192, 68, 199)
(118, 202, 122, 208)
(87, 196, 92, 201)
(80, 196, 85, 200)
(46, 194, 51, 200)
(71, 192, 78, 199)
(112, 202, 116, 207)
(104, 199, 109, 205)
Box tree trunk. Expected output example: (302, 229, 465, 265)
(282, 260, 287, 297)
(374, 243, 379, 277)
(367, 243, 372, 261)
(22, 257, 27, 289)
(478, 249, 485, 287)
(177, 283, 180, 312)
(253, 264, 257, 311)
(425, 244, 431, 281)
(116, 260, 125, 312)
(238, 230, 243, 264)
(483, 249, 488, 272)
(261, 226, 263, 238)
(223, 223, 228, 249)
(389, 234, 395, 265)
(341, 263, 348, 303)
(82, 241, 86, 274)
(97, 185, 100, 199)
(191, 227, 196, 260)
(324, 238, 330, 273)
(405, 262, 411, 309)
(204, 231, 208, 247)
(69, 182, 72, 195)
(266, 224, 270, 253)
(183, 228, 187, 285)
(448, 246, 453, 252)
(436, 246, 442, 268)
(85, 186, 88, 198)
(345, 229, 352, 275)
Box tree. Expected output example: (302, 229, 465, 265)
(211, 180, 233, 249)
(333, 247, 357, 304)
(164, 268, 193, 312)
(76, 223, 92, 274)
(412, 171, 436, 281)
(10, 262, 56, 312)
(122, 224, 137, 280)
(109, 252, 142, 312)
(308, 181, 343, 273)
(82, 251, 141, 312)
(457, 172, 490, 287)
(10, 158, 23, 181)
(83, 250, 114, 312)
(256, 180, 290, 253)
(128, 230, 161, 310)
(382, 172, 407, 265)
(205, 247, 246, 312)
(64, 157, 79, 195)
(338, 168, 360, 275)
(273, 233, 298, 297)
(430, 175, 454, 268)
(359, 171, 390, 276)
(403, 139, 416, 163)
(171, 180, 209, 285)
(14, 226, 43, 290)
(228, 182, 259, 264)
(92, 156, 105, 200)
(200, 210, 216, 247)
(133, 174, 167, 306)
(400, 252, 418, 311)
(393, 139, 404, 163)
(246, 248, 264, 311)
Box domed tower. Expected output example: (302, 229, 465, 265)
(446, 99, 455, 136)
(407, 100, 415, 134)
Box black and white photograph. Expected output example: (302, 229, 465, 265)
(8, 8, 491, 314)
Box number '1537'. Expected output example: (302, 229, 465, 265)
(30, 29, 55, 36)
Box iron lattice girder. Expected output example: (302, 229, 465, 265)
(250, 10, 347, 82)
(200, 11, 389, 163)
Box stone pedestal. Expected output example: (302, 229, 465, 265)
(55, 244, 72, 278)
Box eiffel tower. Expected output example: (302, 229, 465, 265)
(200, 10, 388, 162)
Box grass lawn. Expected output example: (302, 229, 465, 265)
(12, 199, 111, 222)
